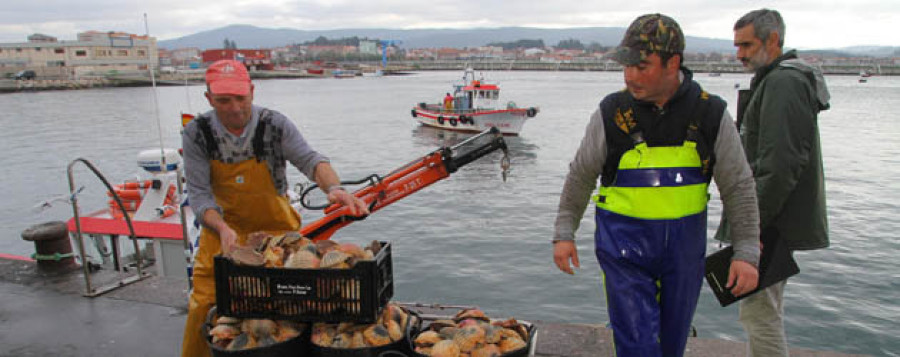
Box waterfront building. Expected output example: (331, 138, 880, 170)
(0, 31, 157, 79)
(200, 49, 273, 70)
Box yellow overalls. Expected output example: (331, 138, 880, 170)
(181, 158, 301, 357)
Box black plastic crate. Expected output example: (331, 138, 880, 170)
(214, 241, 394, 323)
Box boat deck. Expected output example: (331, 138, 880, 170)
(0, 258, 868, 356)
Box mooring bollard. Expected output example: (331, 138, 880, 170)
(21, 221, 78, 271)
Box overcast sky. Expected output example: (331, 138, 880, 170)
(1, 0, 896, 49)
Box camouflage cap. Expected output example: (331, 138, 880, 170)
(611, 13, 685, 65)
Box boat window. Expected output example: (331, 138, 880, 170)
(479, 91, 485, 98)
(492, 91, 499, 100)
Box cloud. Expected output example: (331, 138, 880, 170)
(0, 0, 895, 48)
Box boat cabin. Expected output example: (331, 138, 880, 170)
(451, 68, 505, 112)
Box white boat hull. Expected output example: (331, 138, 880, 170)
(412, 108, 537, 135)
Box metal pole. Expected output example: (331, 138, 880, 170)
(176, 168, 193, 289)
(67, 160, 95, 296)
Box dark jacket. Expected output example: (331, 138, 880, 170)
(716, 50, 830, 250)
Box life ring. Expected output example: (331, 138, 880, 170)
(411, 109, 417, 117)
(449, 118, 458, 126)
(437, 116, 445, 125)
(526, 107, 537, 117)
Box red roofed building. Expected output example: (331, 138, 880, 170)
(201, 49, 273, 70)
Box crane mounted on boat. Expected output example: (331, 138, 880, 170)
(298, 127, 510, 241)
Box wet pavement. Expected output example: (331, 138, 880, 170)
(0, 258, 869, 357)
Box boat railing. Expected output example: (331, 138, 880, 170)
(67, 158, 152, 297)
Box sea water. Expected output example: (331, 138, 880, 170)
(0, 70, 897, 356)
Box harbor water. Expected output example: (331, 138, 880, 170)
(0, 70, 897, 356)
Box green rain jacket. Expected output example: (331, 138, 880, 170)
(717, 50, 830, 251)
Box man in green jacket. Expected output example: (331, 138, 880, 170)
(719, 9, 831, 356)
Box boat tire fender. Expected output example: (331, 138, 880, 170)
(459, 115, 469, 125)
(437, 116, 444, 125)
(449, 118, 458, 126)
(527, 107, 537, 117)
(411, 109, 417, 118)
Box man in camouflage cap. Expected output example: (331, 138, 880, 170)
(611, 13, 685, 66)
(552, 13, 760, 356)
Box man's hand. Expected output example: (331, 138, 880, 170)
(328, 188, 370, 216)
(553, 240, 580, 275)
(727, 259, 759, 296)
(217, 224, 238, 254)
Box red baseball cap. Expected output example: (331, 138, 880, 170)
(205, 60, 251, 96)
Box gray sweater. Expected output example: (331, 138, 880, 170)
(182, 105, 329, 222)
(553, 96, 761, 266)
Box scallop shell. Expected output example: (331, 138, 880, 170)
(471, 344, 502, 357)
(311, 324, 335, 346)
(320, 250, 352, 269)
(453, 325, 486, 352)
(208, 324, 240, 343)
(483, 325, 502, 344)
(226, 333, 257, 351)
(331, 333, 353, 348)
(263, 246, 285, 268)
(498, 336, 527, 354)
(385, 319, 403, 342)
(242, 319, 278, 339)
(454, 308, 488, 322)
(364, 324, 393, 346)
(350, 331, 367, 348)
(246, 231, 271, 251)
(338, 243, 367, 259)
(228, 247, 265, 266)
(215, 315, 241, 325)
(414, 331, 442, 347)
(284, 250, 320, 269)
(431, 340, 461, 357)
(316, 239, 340, 256)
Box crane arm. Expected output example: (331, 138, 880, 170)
(299, 127, 509, 241)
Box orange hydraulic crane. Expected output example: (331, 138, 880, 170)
(299, 127, 510, 241)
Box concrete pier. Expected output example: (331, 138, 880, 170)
(0, 258, 868, 356)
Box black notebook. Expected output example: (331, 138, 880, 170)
(705, 228, 799, 307)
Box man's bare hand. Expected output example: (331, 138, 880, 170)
(328, 189, 369, 216)
(727, 259, 759, 296)
(218, 225, 238, 254)
(553, 240, 580, 275)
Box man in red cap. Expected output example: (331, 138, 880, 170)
(180, 59, 368, 357)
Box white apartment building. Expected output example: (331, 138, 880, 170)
(0, 31, 158, 78)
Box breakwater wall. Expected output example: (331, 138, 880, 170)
(389, 59, 899, 75)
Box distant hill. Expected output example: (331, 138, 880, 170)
(158, 25, 736, 53)
(158, 25, 898, 57)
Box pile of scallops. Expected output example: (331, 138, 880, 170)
(311, 303, 415, 349)
(207, 314, 307, 351)
(225, 231, 382, 269)
(413, 308, 530, 357)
